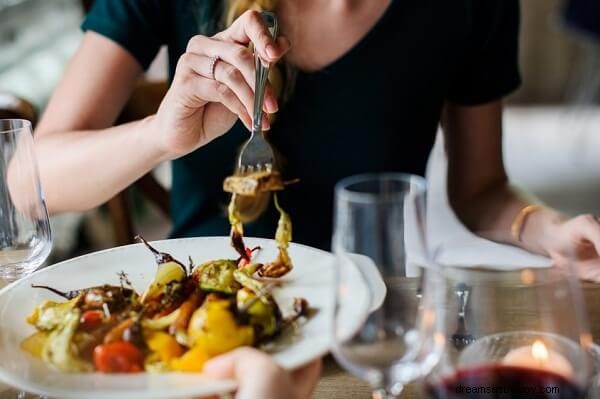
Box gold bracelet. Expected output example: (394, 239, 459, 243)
(511, 204, 544, 242)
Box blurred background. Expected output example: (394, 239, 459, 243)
(0, 0, 599, 263)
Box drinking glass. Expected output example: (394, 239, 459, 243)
(0, 119, 51, 283)
(332, 173, 446, 399)
(423, 245, 594, 399)
(0, 119, 51, 399)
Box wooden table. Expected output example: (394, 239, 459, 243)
(313, 282, 600, 399)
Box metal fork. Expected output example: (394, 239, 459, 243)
(451, 283, 476, 350)
(236, 11, 279, 174)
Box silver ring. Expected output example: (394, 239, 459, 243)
(208, 55, 220, 79)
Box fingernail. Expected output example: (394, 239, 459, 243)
(266, 44, 277, 59)
(262, 115, 271, 130)
(265, 96, 278, 113)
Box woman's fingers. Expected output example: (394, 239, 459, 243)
(574, 258, 600, 282)
(186, 36, 279, 113)
(179, 53, 255, 121)
(574, 214, 600, 256)
(182, 74, 252, 129)
(215, 10, 290, 63)
(290, 359, 322, 399)
(175, 53, 271, 130)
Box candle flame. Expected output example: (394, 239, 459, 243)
(531, 340, 549, 361)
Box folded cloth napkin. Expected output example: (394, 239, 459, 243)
(563, 0, 600, 42)
(425, 133, 550, 271)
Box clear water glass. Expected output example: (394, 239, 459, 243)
(0, 119, 51, 283)
(331, 173, 445, 399)
(0, 119, 51, 398)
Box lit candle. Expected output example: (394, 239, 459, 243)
(502, 340, 573, 378)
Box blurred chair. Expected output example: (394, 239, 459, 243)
(0, 92, 37, 125)
(108, 80, 169, 246)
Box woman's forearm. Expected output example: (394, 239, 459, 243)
(35, 116, 166, 214)
(453, 182, 566, 256)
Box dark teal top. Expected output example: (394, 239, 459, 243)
(82, 0, 521, 250)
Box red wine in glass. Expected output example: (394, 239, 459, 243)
(425, 365, 587, 399)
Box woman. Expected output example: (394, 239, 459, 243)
(35, 1, 600, 273)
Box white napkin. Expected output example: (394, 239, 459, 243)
(425, 132, 550, 270)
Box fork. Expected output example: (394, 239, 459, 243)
(451, 282, 476, 350)
(236, 11, 279, 174)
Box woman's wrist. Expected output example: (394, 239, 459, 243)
(139, 114, 172, 164)
(518, 206, 567, 256)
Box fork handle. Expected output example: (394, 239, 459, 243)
(252, 12, 279, 134)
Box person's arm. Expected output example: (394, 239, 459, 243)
(35, 32, 164, 213)
(445, 101, 600, 268)
(33, 11, 289, 214)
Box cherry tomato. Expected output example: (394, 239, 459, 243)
(93, 341, 144, 373)
(79, 310, 103, 331)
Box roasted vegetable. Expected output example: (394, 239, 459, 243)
(193, 259, 240, 294)
(233, 269, 270, 306)
(259, 194, 293, 278)
(228, 193, 248, 261)
(142, 308, 181, 330)
(27, 297, 80, 331)
(223, 170, 285, 196)
(93, 341, 144, 373)
(169, 346, 210, 372)
(42, 309, 93, 372)
(103, 319, 135, 344)
(145, 331, 183, 362)
(187, 295, 254, 355)
(237, 246, 261, 268)
(236, 288, 279, 338)
(79, 310, 104, 331)
(169, 291, 203, 345)
(32, 284, 138, 313)
(136, 236, 188, 306)
(21, 331, 48, 358)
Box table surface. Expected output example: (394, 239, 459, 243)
(313, 281, 600, 399)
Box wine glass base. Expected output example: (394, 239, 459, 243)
(0, 262, 44, 284)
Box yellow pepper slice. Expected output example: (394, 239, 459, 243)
(169, 346, 211, 373)
(20, 331, 48, 358)
(145, 331, 183, 362)
(187, 297, 254, 356)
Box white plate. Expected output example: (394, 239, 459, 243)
(0, 237, 339, 399)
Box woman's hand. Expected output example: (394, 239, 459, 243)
(203, 347, 322, 399)
(529, 212, 600, 282)
(151, 10, 290, 159)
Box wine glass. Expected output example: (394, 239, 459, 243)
(422, 244, 594, 399)
(0, 119, 52, 398)
(331, 173, 446, 399)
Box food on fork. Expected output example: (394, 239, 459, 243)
(225, 169, 295, 279)
(21, 236, 310, 373)
(223, 170, 285, 196)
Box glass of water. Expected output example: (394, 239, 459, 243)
(332, 173, 445, 399)
(0, 119, 51, 284)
